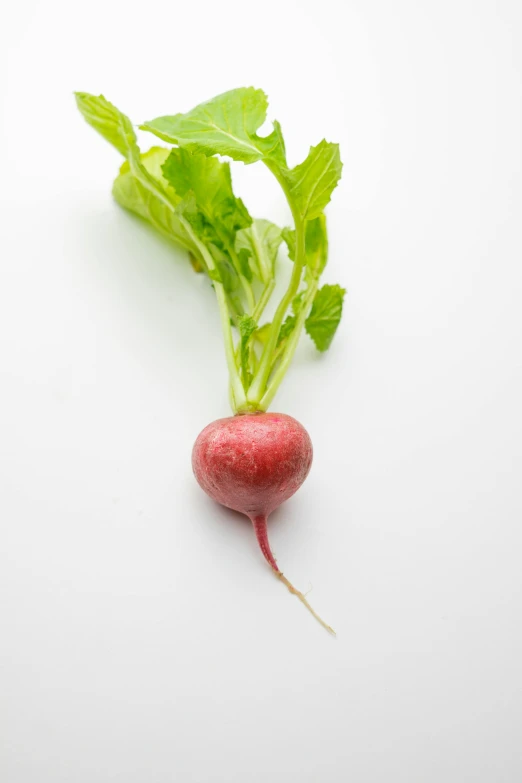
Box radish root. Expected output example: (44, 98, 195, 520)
(277, 571, 336, 636)
(252, 514, 335, 635)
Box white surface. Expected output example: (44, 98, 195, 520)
(1, 1, 522, 781)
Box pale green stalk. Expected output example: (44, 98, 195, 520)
(228, 246, 255, 312)
(252, 280, 275, 322)
(246, 162, 306, 406)
(179, 216, 246, 408)
(250, 224, 271, 283)
(260, 278, 320, 409)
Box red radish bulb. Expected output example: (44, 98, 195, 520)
(192, 412, 334, 633)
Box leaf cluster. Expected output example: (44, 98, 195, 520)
(75, 89, 346, 411)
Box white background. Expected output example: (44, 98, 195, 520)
(1, 1, 522, 781)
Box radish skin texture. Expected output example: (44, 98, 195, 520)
(192, 413, 312, 518)
(192, 413, 334, 633)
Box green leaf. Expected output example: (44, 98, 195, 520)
(175, 192, 217, 247)
(238, 314, 257, 342)
(277, 314, 297, 346)
(142, 87, 286, 166)
(253, 322, 272, 346)
(112, 147, 198, 252)
(162, 148, 252, 295)
(206, 247, 239, 293)
(282, 227, 296, 261)
(75, 92, 138, 158)
(282, 215, 327, 283)
(162, 148, 251, 246)
(304, 214, 329, 279)
(217, 260, 239, 292)
(174, 192, 231, 270)
(76, 93, 199, 255)
(236, 219, 283, 282)
(282, 140, 342, 221)
(292, 291, 305, 315)
(130, 145, 173, 183)
(237, 248, 253, 281)
(305, 284, 346, 351)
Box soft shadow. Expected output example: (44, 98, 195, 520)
(74, 206, 226, 415)
(79, 206, 212, 314)
(189, 482, 288, 532)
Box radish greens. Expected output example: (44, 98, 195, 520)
(75, 88, 345, 412)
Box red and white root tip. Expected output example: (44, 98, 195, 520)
(251, 516, 336, 636)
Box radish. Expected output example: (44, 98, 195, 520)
(192, 412, 333, 633)
(76, 88, 345, 632)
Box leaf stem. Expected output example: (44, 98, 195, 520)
(260, 277, 319, 409)
(252, 280, 275, 322)
(179, 216, 246, 409)
(247, 162, 306, 405)
(228, 247, 255, 312)
(250, 223, 270, 283)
